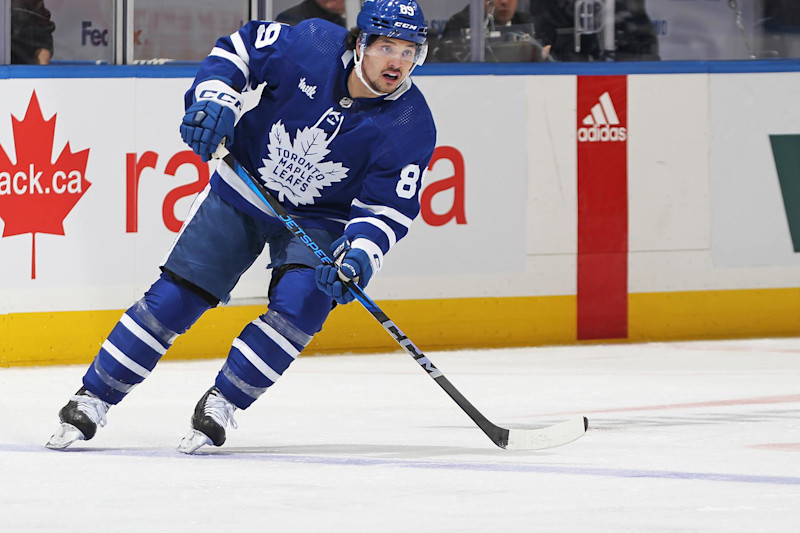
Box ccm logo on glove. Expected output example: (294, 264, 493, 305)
(180, 80, 242, 162)
(196, 89, 243, 111)
(194, 79, 243, 112)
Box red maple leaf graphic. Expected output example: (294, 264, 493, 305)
(0, 91, 91, 279)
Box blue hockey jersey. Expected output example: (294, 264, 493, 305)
(185, 18, 437, 273)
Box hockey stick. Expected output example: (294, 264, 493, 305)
(220, 151, 588, 450)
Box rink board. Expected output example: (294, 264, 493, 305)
(3, 288, 799, 367)
(1, 64, 799, 366)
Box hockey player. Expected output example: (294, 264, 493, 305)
(46, 0, 436, 453)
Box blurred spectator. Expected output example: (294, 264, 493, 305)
(435, 0, 550, 62)
(763, 0, 800, 27)
(10, 0, 55, 64)
(275, 0, 346, 28)
(760, 0, 800, 58)
(532, 0, 659, 61)
(443, 0, 536, 32)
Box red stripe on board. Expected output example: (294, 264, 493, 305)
(577, 76, 628, 340)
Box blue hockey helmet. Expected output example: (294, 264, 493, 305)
(357, 0, 428, 45)
(356, 0, 428, 71)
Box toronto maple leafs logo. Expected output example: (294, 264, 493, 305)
(258, 107, 349, 206)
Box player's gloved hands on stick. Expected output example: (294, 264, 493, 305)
(315, 236, 374, 304)
(180, 100, 236, 162)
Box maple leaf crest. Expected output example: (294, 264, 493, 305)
(0, 91, 91, 279)
(258, 113, 348, 206)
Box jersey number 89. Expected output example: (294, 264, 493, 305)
(396, 164, 422, 199)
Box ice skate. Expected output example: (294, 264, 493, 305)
(178, 387, 238, 454)
(46, 387, 111, 450)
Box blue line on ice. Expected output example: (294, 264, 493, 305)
(6, 444, 800, 486)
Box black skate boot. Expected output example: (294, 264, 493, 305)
(177, 387, 238, 454)
(46, 387, 111, 449)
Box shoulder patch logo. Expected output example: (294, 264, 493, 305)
(298, 78, 317, 99)
(259, 107, 349, 206)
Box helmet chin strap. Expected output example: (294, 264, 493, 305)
(354, 42, 390, 97)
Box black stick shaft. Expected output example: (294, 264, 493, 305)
(224, 154, 510, 448)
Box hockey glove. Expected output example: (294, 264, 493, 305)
(180, 80, 242, 162)
(315, 236, 374, 305)
(180, 100, 236, 162)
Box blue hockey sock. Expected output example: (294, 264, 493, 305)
(83, 274, 214, 404)
(215, 267, 332, 409)
(215, 310, 312, 409)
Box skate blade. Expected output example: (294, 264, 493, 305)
(45, 423, 86, 450)
(177, 428, 212, 454)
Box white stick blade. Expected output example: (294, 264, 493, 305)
(505, 416, 588, 451)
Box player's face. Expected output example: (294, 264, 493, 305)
(360, 37, 417, 94)
(316, 0, 345, 14)
(486, 0, 517, 25)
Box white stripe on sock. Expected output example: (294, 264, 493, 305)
(120, 314, 168, 355)
(252, 319, 300, 359)
(102, 340, 151, 379)
(232, 339, 282, 383)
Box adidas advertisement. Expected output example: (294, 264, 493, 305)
(576, 76, 629, 340)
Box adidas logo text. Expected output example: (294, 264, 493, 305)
(298, 78, 317, 99)
(578, 125, 627, 143)
(578, 91, 627, 143)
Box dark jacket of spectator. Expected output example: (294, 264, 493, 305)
(11, 0, 55, 64)
(275, 0, 346, 28)
(442, 4, 536, 38)
(532, 0, 659, 61)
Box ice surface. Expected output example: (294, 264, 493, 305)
(1, 338, 799, 532)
